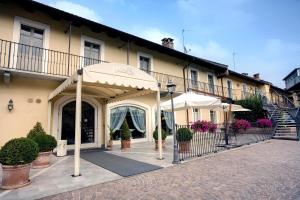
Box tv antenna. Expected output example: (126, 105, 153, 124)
(232, 52, 237, 71)
(182, 29, 191, 54)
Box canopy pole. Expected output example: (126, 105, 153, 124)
(73, 69, 82, 177)
(156, 83, 163, 160)
(47, 101, 52, 134)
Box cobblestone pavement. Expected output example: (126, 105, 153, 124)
(43, 140, 300, 200)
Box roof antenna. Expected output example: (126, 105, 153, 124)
(182, 29, 191, 54)
(232, 52, 237, 71)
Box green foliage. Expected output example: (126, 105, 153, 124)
(30, 134, 57, 152)
(121, 120, 131, 141)
(0, 138, 39, 165)
(176, 128, 193, 142)
(109, 128, 114, 140)
(234, 95, 266, 122)
(27, 122, 46, 138)
(153, 128, 167, 141)
(27, 122, 57, 152)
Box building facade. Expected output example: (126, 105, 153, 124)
(0, 1, 287, 148)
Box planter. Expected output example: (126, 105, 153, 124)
(121, 140, 130, 149)
(107, 140, 113, 148)
(1, 163, 31, 189)
(32, 151, 51, 169)
(155, 140, 166, 150)
(178, 141, 191, 153)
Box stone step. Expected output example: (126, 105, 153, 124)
(272, 135, 299, 141)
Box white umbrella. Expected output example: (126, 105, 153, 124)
(161, 92, 222, 111)
(222, 103, 251, 112)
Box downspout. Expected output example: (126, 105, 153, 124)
(126, 40, 130, 65)
(183, 64, 190, 125)
(67, 22, 72, 75)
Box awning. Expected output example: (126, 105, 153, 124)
(48, 62, 159, 102)
(160, 92, 222, 111)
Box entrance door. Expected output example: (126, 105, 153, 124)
(61, 101, 96, 146)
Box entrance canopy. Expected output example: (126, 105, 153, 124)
(48, 63, 164, 177)
(160, 92, 222, 111)
(48, 63, 159, 102)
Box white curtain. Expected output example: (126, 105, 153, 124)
(110, 106, 128, 132)
(163, 111, 173, 130)
(129, 107, 146, 133)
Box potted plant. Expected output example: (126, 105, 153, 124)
(0, 138, 39, 189)
(232, 119, 251, 133)
(176, 128, 193, 153)
(153, 128, 167, 150)
(27, 122, 57, 168)
(107, 127, 114, 148)
(121, 120, 131, 149)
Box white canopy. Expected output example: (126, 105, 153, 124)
(48, 63, 164, 176)
(160, 92, 222, 111)
(48, 62, 159, 101)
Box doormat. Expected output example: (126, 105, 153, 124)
(80, 150, 162, 177)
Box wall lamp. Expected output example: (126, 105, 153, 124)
(8, 99, 13, 111)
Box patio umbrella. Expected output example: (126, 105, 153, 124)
(160, 92, 222, 111)
(214, 103, 251, 112)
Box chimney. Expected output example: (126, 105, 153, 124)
(241, 73, 248, 76)
(253, 73, 260, 80)
(161, 38, 174, 49)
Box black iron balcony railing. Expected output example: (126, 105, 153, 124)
(0, 38, 266, 100)
(0, 38, 106, 77)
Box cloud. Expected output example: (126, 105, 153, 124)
(133, 27, 180, 49)
(186, 41, 232, 64)
(49, 1, 102, 22)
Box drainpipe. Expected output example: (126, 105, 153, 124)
(126, 40, 130, 65)
(183, 64, 190, 125)
(67, 22, 72, 75)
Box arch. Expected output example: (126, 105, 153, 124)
(107, 100, 152, 142)
(52, 95, 101, 148)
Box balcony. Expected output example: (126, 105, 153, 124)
(0, 38, 261, 100)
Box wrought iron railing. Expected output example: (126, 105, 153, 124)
(176, 124, 273, 161)
(0, 38, 106, 77)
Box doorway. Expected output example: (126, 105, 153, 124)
(61, 101, 96, 146)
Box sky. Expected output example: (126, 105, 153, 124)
(37, 0, 300, 88)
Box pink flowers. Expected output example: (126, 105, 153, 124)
(257, 119, 272, 128)
(191, 120, 217, 133)
(232, 119, 251, 132)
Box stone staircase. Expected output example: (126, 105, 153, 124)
(266, 104, 299, 140)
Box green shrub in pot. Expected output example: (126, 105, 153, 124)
(0, 137, 39, 166)
(176, 128, 193, 142)
(153, 128, 167, 141)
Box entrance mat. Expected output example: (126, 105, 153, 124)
(81, 150, 162, 177)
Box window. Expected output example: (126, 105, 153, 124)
(208, 74, 215, 94)
(17, 24, 44, 71)
(190, 69, 198, 89)
(227, 80, 232, 98)
(139, 56, 151, 73)
(84, 41, 101, 66)
(210, 110, 217, 123)
(192, 108, 201, 122)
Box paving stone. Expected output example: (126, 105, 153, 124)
(43, 140, 300, 200)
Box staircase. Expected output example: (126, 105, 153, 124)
(265, 104, 299, 141)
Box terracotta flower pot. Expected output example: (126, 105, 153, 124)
(121, 140, 130, 149)
(32, 151, 51, 169)
(178, 141, 191, 153)
(1, 163, 31, 189)
(107, 140, 113, 148)
(155, 140, 166, 150)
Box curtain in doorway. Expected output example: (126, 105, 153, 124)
(129, 107, 146, 133)
(110, 106, 128, 132)
(163, 111, 173, 130)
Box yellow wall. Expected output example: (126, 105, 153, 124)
(0, 76, 60, 146)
